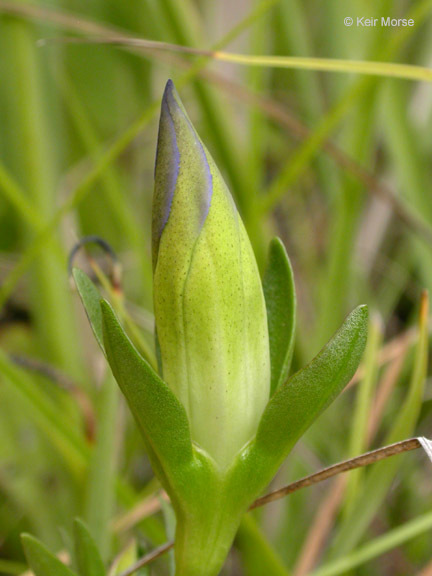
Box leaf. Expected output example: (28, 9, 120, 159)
(253, 305, 368, 470)
(263, 237, 296, 394)
(101, 300, 195, 492)
(21, 534, 77, 576)
(72, 268, 104, 353)
(73, 519, 105, 576)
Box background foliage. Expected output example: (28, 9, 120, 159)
(0, 0, 431, 574)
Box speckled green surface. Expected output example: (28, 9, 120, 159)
(153, 81, 270, 468)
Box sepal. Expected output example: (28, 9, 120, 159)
(230, 305, 368, 502)
(101, 300, 195, 495)
(263, 238, 296, 394)
(73, 268, 105, 353)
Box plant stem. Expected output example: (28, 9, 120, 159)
(117, 436, 429, 574)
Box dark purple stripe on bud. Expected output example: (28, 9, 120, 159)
(152, 80, 215, 268)
(152, 81, 180, 269)
(166, 89, 213, 228)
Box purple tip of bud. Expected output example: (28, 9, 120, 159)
(163, 81, 213, 228)
(153, 81, 214, 268)
(152, 81, 181, 269)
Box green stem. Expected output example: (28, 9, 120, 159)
(174, 506, 242, 576)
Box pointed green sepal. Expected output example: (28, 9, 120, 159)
(100, 300, 195, 491)
(72, 268, 104, 353)
(263, 238, 296, 394)
(21, 534, 77, 576)
(229, 305, 368, 505)
(73, 519, 105, 576)
(253, 305, 368, 470)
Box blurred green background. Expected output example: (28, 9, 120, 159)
(0, 0, 431, 574)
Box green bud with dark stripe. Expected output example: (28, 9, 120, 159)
(152, 80, 270, 468)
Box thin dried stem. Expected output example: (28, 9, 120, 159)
(39, 35, 213, 57)
(4, 1, 432, 81)
(250, 438, 421, 509)
(37, 35, 432, 83)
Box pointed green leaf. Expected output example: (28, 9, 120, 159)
(253, 305, 368, 469)
(73, 519, 105, 576)
(101, 300, 194, 489)
(21, 534, 77, 576)
(263, 238, 296, 394)
(72, 268, 104, 353)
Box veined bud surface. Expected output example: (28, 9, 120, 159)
(152, 80, 270, 468)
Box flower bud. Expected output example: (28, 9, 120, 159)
(152, 80, 270, 468)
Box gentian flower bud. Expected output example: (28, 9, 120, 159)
(152, 80, 270, 468)
(73, 79, 368, 576)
